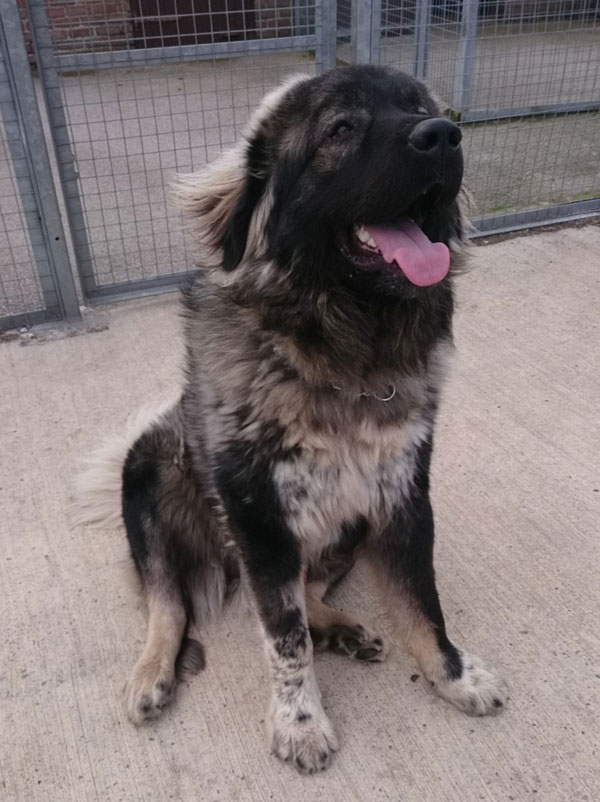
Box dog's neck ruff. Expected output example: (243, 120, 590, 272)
(330, 383, 397, 402)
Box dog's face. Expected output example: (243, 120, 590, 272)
(184, 66, 465, 300)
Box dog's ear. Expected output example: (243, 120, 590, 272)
(174, 136, 268, 270)
(221, 137, 268, 271)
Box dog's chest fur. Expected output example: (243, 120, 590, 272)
(273, 413, 431, 550)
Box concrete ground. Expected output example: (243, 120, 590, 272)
(1, 224, 599, 801)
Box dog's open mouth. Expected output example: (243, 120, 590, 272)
(342, 185, 451, 287)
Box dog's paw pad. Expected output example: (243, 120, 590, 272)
(125, 661, 176, 724)
(433, 653, 508, 716)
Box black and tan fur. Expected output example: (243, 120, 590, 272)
(78, 66, 506, 774)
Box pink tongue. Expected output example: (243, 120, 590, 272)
(365, 220, 450, 287)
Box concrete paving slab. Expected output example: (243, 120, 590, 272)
(1, 225, 599, 801)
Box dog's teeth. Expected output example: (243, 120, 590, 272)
(356, 226, 370, 244)
(353, 225, 379, 251)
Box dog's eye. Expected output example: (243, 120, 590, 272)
(329, 120, 353, 139)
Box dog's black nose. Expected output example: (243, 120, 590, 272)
(409, 118, 462, 153)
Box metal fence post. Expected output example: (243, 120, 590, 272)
(25, 0, 96, 301)
(453, 0, 479, 117)
(315, 0, 337, 73)
(413, 0, 432, 79)
(352, 0, 381, 65)
(0, 0, 80, 323)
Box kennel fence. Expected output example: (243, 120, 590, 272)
(0, 0, 598, 329)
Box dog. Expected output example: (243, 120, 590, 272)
(78, 65, 506, 774)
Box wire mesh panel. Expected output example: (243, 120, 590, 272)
(7, 0, 597, 319)
(377, 0, 600, 229)
(29, 0, 330, 302)
(0, 0, 75, 330)
(372, 0, 463, 93)
(461, 0, 600, 120)
(0, 98, 50, 328)
(377, 1, 600, 118)
(463, 109, 600, 231)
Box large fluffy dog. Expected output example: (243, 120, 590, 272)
(81, 65, 506, 773)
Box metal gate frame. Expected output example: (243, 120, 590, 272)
(0, 0, 79, 329)
(2, 0, 599, 319)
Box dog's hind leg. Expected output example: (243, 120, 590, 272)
(306, 522, 388, 663)
(121, 417, 207, 724)
(306, 581, 388, 662)
(125, 590, 188, 724)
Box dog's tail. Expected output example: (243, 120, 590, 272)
(72, 401, 175, 530)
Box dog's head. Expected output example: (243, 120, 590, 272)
(178, 66, 466, 300)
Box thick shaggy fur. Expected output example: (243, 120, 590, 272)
(78, 66, 506, 773)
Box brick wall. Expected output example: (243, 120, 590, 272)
(18, 0, 298, 60)
(16, 0, 34, 59)
(18, 0, 132, 57)
(16, 0, 597, 59)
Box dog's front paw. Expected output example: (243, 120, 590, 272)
(432, 653, 507, 716)
(125, 659, 176, 724)
(268, 702, 339, 773)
